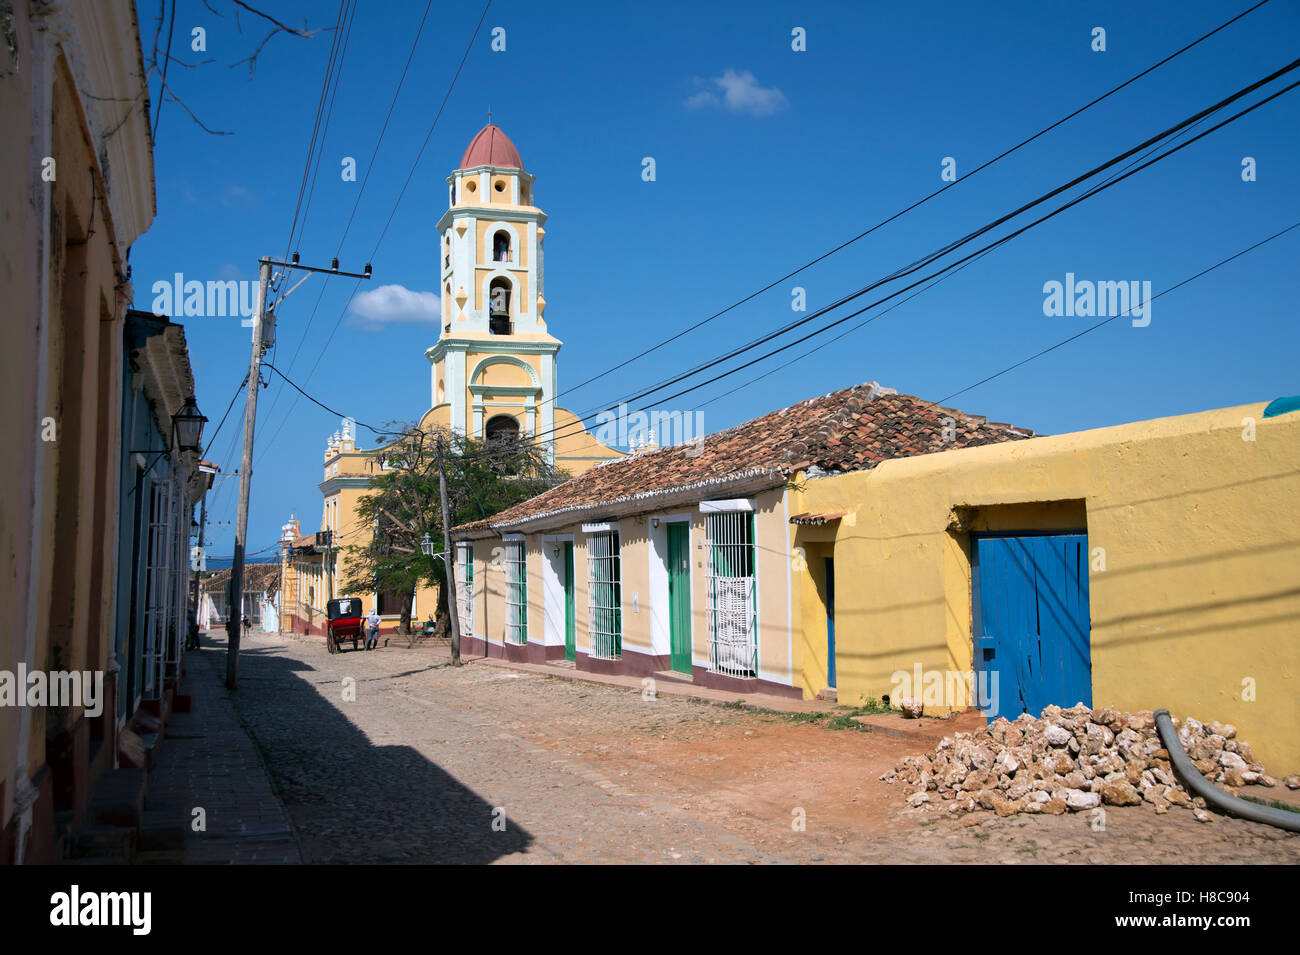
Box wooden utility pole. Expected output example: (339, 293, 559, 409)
(436, 433, 462, 666)
(226, 255, 371, 689)
(227, 257, 272, 689)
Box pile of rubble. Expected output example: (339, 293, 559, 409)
(881, 704, 1298, 821)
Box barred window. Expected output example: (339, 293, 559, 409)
(505, 541, 527, 644)
(457, 543, 474, 637)
(706, 511, 757, 676)
(587, 530, 622, 659)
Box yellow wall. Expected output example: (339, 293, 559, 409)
(796, 403, 1300, 772)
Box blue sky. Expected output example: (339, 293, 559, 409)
(129, 0, 1300, 561)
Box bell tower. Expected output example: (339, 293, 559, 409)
(426, 123, 560, 452)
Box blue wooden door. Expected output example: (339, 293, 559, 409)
(973, 534, 1091, 721)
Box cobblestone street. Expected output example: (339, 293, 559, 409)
(187, 631, 1300, 865)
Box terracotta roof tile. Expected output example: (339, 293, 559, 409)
(455, 381, 1033, 534)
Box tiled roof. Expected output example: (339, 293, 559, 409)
(454, 381, 1034, 535)
(789, 511, 849, 526)
(200, 563, 281, 596)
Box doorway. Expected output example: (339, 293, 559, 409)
(667, 522, 692, 673)
(972, 533, 1092, 721)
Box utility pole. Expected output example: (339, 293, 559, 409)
(227, 257, 271, 689)
(436, 432, 462, 666)
(227, 254, 371, 690)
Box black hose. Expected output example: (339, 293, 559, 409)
(1154, 708, 1300, 833)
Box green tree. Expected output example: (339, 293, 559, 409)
(339, 423, 566, 655)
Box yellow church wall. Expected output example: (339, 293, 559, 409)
(469, 356, 535, 389)
(553, 407, 623, 476)
(793, 403, 1300, 773)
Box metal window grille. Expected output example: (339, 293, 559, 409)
(169, 476, 185, 668)
(586, 530, 622, 659)
(505, 541, 527, 644)
(706, 512, 757, 676)
(457, 544, 474, 637)
(142, 480, 172, 699)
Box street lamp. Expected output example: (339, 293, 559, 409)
(421, 533, 446, 563)
(173, 396, 207, 453)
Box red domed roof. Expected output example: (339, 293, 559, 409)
(459, 124, 524, 171)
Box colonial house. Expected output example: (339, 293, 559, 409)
(0, 1, 210, 864)
(455, 379, 1300, 775)
(793, 397, 1300, 773)
(450, 382, 1029, 696)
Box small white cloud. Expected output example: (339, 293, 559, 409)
(347, 284, 439, 330)
(685, 69, 788, 117)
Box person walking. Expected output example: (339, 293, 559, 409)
(366, 608, 381, 650)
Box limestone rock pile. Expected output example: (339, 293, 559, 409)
(881, 704, 1284, 820)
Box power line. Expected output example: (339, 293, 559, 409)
(587, 75, 1300, 445)
(526, 1, 1278, 415)
(281, 0, 351, 264)
(201, 373, 250, 456)
(938, 221, 1300, 405)
(690, 109, 1217, 414)
(258, 0, 432, 438)
(254, 0, 492, 460)
(291, 0, 357, 258)
(475, 58, 1300, 460)
(262, 361, 389, 438)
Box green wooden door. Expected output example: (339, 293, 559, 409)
(667, 522, 692, 673)
(563, 542, 576, 661)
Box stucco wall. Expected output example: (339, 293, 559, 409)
(796, 403, 1300, 772)
(465, 484, 796, 686)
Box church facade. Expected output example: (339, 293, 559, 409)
(279, 124, 621, 634)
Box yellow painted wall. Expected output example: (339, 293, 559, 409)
(553, 407, 623, 475)
(796, 403, 1300, 772)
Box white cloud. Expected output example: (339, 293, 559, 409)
(685, 69, 788, 117)
(347, 284, 440, 330)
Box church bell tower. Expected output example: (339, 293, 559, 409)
(425, 123, 559, 452)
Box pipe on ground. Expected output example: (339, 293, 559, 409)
(1154, 708, 1300, 833)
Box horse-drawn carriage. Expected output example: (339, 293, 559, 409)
(326, 597, 364, 653)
